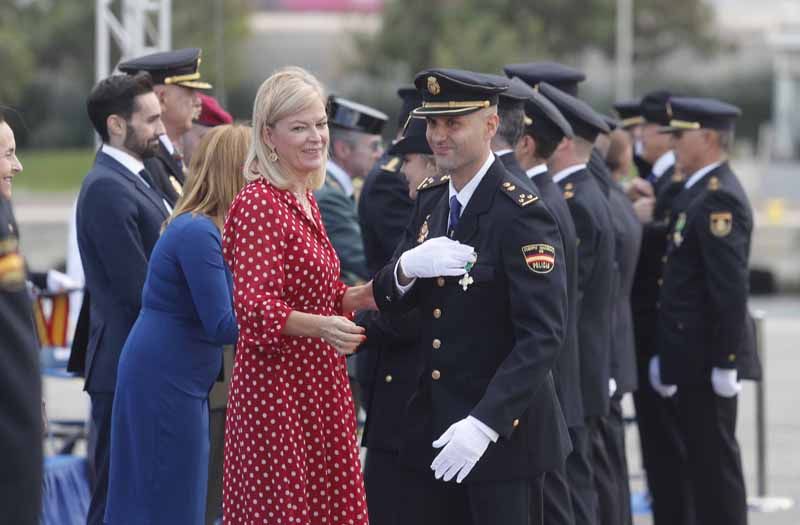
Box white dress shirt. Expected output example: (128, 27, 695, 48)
(684, 160, 723, 189)
(551, 163, 587, 184)
(526, 164, 548, 179)
(651, 150, 676, 181)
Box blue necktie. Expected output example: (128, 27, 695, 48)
(646, 171, 658, 185)
(448, 195, 462, 238)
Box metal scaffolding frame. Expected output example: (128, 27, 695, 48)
(95, 0, 172, 83)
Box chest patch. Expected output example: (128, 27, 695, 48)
(521, 243, 556, 274)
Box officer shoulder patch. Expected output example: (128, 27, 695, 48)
(501, 180, 539, 207)
(710, 211, 732, 237)
(381, 156, 401, 173)
(417, 173, 450, 192)
(521, 243, 556, 274)
(562, 181, 575, 200)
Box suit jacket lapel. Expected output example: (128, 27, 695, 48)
(159, 141, 182, 178)
(427, 190, 451, 239)
(454, 160, 500, 244)
(96, 153, 169, 220)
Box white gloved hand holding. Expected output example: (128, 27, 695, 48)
(431, 416, 495, 483)
(399, 237, 476, 279)
(711, 367, 742, 398)
(46, 270, 81, 293)
(649, 356, 678, 398)
(609, 377, 618, 398)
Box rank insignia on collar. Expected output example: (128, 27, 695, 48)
(417, 215, 431, 244)
(708, 176, 720, 191)
(710, 211, 732, 237)
(427, 76, 441, 95)
(521, 243, 556, 274)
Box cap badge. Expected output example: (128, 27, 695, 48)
(427, 76, 441, 96)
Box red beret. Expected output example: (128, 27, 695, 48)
(197, 94, 233, 127)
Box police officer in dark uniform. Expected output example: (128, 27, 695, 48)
(483, 74, 536, 183)
(356, 89, 426, 525)
(515, 89, 584, 525)
(653, 97, 760, 525)
(613, 99, 651, 178)
(119, 48, 212, 207)
(629, 91, 696, 525)
(539, 81, 615, 525)
(372, 68, 570, 525)
(0, 111, 43, 525)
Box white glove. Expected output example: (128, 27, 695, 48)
(711, 367, 742, 398)
(431, 416, 494, 483)
(609, 378, 617, 398)
(399, 237, 476, 279)
(46, 270, 81, 293)
(649, 356, 678, 398)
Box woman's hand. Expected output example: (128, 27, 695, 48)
(319, 315, 366, 355)
(342, 281, 378, 313)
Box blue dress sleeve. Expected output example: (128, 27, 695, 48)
(176, 215, 238, 344)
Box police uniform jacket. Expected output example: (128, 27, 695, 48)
(556, 167, 615, 418)
(76, 151, 169, 392)
(657, 162, 761, 385)
(0, 198, 43, 523)
(608, 182, 642, 393)
(315, 171, 369, 285)
(144, 139, 184, 207)
(373, 158, 572, 480)
(356, 155, 424, 451)
(530, 168, 584, 428)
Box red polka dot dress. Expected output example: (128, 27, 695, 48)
(221, 177, 368, 524)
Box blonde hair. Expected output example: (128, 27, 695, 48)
(245, 66, 328, 190)
(164, 124, 250, 231)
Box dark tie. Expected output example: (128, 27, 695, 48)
(646, 171, 658, 185)
(448, 195, 462, 238)
(173, 151, 184, 172)
(139, 168, 156, 189)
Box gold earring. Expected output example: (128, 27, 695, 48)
(268, 148, 278, 162)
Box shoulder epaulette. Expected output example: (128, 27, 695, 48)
(501, 179, 539, 207)
(381, 156, 401, 173)
(417, 173, 450, 191)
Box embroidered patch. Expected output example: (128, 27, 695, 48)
(417, 215, 431, 244)
(521, 243, 556, 274)
(710, 211, 732, 237)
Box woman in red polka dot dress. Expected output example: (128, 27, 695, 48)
(221, 67, 377, 524)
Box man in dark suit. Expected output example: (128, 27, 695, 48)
(372, 68, 570, 525)
(77, 73, 170, 525)
(654, 97, 760, 525)
(613, 99, 651, 178)
(119, 48, 211, 207)
(629, 91, 696, 525)
(317, 96, 388, 285)
(514, 89, 584, 525)
(539, 81, 615, 525)
(0, 110, 43, 525)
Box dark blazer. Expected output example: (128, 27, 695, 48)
(373, 159, 571, 480)
(588, 148, 611, 198)
(658, 162, 761, 384)
(358, 154, 414, 276)
(0, 198, 43, 524)
(75, 151, 169, 393)
(315, 171, 369, 285)
(608, 182, 642, 393)
(631, 164, 684, 369)
(356, 155, 424, 451)
(497, 151, 527, 180)
(556, 167, 615, 418)
(144, 139, 184, 207)
(530, 168, 584, 428)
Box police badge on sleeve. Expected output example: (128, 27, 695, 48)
(521, 243, 556, 274)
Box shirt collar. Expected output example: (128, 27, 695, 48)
(326, 160, 355, 197)
(159, 134, 175, 155)
(494, 148, 513, 157)
(685, 160, 723, 189)
(651, 150, 676, 179)
(551, 163, 587, 184)
(448, 152, 495, 214)
(101, 144, 145, 177)
(526, 164, 548, 179)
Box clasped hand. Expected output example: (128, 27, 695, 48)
(319, 316, 365, 356)
(399, 237, 476, 279)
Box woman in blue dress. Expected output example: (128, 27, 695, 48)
(105, 124, 249, 524)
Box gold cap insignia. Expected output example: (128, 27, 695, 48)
(710, 211, 732, 237)
(427, 76, 441, 96)
(521, 243, 556, 274)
